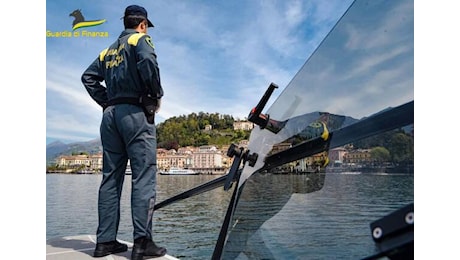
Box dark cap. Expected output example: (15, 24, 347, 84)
(124, 5, 154, 27)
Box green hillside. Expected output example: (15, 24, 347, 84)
(156, 112, 251, 150)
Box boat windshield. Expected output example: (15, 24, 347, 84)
(218, 0, 414, 259)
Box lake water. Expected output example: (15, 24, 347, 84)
(46, 173, 413, 259)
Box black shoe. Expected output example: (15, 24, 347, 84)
(131, 237, 167, 260)
(93, 240, 128, 257)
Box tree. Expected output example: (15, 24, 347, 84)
(388, 133, 414, 165)
(370, 146, 391, 163)
(71, 151, 89, 156)
(157, 112, 237, 148)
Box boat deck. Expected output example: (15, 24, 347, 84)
(46, 235, 179, 260)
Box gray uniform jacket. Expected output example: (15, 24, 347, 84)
(81, 29, 163, 109)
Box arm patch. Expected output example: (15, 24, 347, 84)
(145, 37, 155, 49)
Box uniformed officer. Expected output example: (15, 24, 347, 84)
(81, 5, 166, 259)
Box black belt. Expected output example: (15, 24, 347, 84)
(107, 97, 142, 106)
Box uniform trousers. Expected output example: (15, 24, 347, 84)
(96, 104, 157, 243)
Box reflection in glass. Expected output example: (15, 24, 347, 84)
(219, 0, 414, 259)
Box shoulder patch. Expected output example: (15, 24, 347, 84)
(99, 48, 108, 61)
(145, 37, 155, 49)
(127, 33, 146, 46)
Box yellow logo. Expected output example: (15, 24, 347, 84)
(69, 9, 106, 30)
(46, 9, 109, 38)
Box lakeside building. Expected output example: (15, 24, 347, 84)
(52, 144, 237, 174)
(343, 149, 372, 164)
(191, 145, 225, 174)
(233, 121, 254, 131)
(328, 147, 348, 166)
(157, 147, 194, 171)
(50, 140, 378, 175)
(54, 153, 102, 170)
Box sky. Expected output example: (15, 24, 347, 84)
(45, 0, 355, 145)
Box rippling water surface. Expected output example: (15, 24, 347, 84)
(46, 173, 413, 259)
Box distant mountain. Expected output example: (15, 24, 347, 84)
(46, 140, 67, 153)
(46, 138, 102, 164)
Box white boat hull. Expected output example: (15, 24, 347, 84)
(159, 168, 198, 175)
